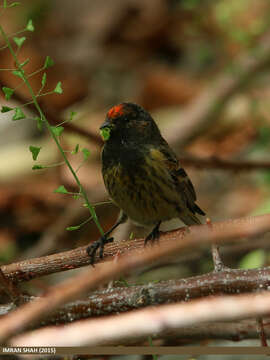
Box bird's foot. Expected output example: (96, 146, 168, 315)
(144, 226, 160, 246)
(86, 235, 114, 265)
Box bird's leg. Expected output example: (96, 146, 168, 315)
(87, 212, 127, 265)
(207, 218, 230, 272)
(144, 221, 161, 246)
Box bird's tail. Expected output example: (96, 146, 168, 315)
(179, 211, 202, 226)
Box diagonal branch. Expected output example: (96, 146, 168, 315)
(165, 31, 270, 148)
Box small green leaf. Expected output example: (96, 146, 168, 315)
(82, 148, 90, 161)
(12, 107, 25, 121)
(12, 69, 24, 80)
(29, 145, 41, 161)
(50, 126, 64, 137)
(26, 19, 34, 32)
(44, 56, 54, 69)
(9, 2, 20, 7)
(20, 58, 29, 67)
(239, 249, 265, 269)
(54, 185, 68, 194)
(54, 81, 63, 94)
(41, 73, 47, 87)
(2, 87, 14, 100)
(66, 225, 81, 231)
(71, 144, 79, 155)
(1, 106, 13, 113)
(32, 164, 44, 170)
(100, 127, 111, 141)
(72, 194, 81, 200)
(13, 36, 26, 48)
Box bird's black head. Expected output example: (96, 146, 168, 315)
(100, 103, 161, 145)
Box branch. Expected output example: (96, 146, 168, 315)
(2, 214, 270, 284)
(180, 155, 270, 171)
(9, 318, 270, 345)
(0, 214, 270, 342)
(164, 31, 270, 148)
(0, 266, 270, 326)
(10, 291, 270, 346)
(0, 269, 22, 304)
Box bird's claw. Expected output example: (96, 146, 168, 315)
(86, 236, 114, 265)
(144, 229, 160, 246)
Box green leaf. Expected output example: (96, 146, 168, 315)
(54, 81, 63, 94)
(1, 106, 13, 113)
(41, 73, 47, 87)
(71, 144, 79, 155)
(50, 126, 64, 137)
(29, 145, 41, 161)
(82, 148, 90, 161)
(100, 127, 111, 141)
(44, 56, 54, 69)
(54, 185, 68, 194)
(239, 249, 265, 269)
(66, 225, 81, 231)
(9, 2, 20, 7)
(32, 164, 44, 170)
(12, 107, 25, 121)
(13, 36, 26, 48)
(12, 69, 24, 80)
(20, 58, 29, 67)
(72, 194, 81, 200)
(2, 87, 14, 100)
(26, 19, 34, 32)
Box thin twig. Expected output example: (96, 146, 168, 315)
(0, 77, 103, 146)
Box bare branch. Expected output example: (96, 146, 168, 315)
(0, 269, 23, 304)
(2, 214, 270, 284)
(164, 32, 270, 148)
(0, 214, 270, 342)
(1, 266, 270, 327)
(10, 290, 270, 346)
(180, 155, 270, 171)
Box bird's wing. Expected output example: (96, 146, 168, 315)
(153, 141, 205, 216)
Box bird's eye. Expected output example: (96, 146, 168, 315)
(100, 127, 111, 141)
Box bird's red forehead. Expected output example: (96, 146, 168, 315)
(107, 104, 125, 119)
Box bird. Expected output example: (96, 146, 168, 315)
(86, 102, 205, 264)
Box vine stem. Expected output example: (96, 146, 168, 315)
(0, 25, 104, 236)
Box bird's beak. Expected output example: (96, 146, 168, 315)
(100, 120, 110, 130)
(100, 120, 112, 141)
